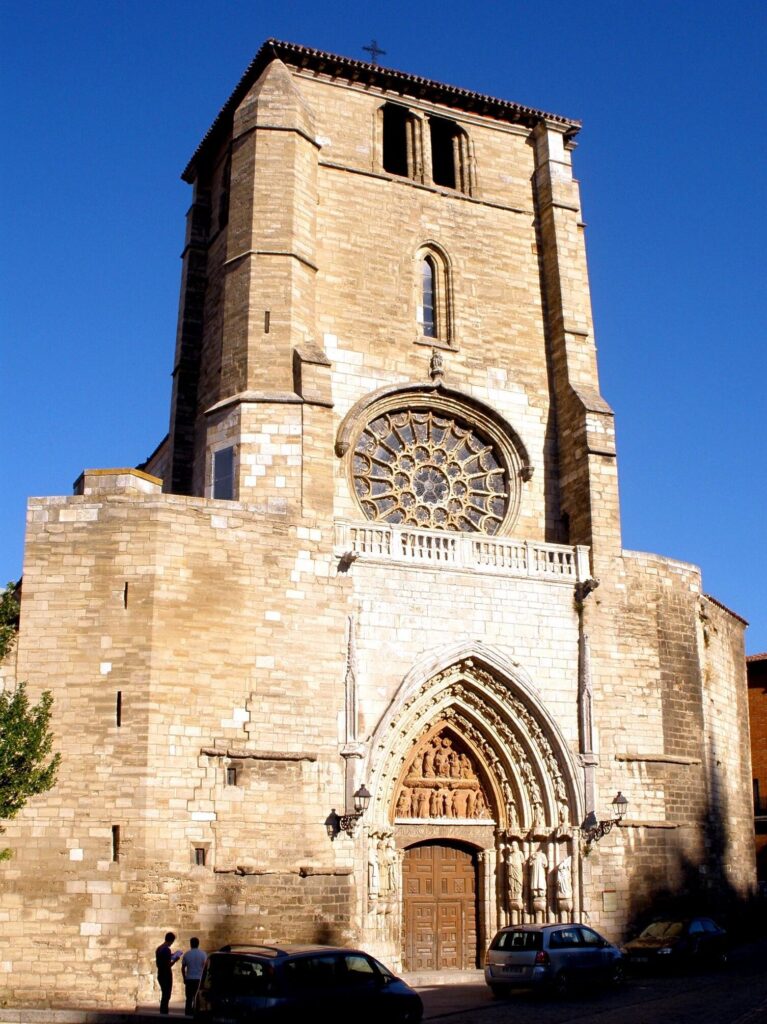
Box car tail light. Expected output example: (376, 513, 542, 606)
(534, 950, 550, 966)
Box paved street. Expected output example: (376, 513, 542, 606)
(414, 939, 767, 1023)
(2, 941, 765, 1024)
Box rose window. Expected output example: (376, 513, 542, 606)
(352, 409, 509, 533)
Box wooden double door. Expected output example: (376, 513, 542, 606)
(402, 840, 479, 971)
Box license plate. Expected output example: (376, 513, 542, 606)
(633, 956, 648, 963)
(502, 965, 524, 974)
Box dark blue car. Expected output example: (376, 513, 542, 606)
(622, 918, 729, 970)
(194, 943, 423, 1023)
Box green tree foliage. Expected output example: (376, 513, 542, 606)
(0, 684, 61, 859)
(0, 582, 20, 661)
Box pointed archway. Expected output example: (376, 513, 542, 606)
(362, 648, 584, 969)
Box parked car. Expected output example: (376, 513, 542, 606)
(193, 943, 423, 1023)
(484, 923, 624, 997)
(622, 917, 728, 970)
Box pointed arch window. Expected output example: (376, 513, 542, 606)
(420, 257, 436, 338)
(416, 245, 453, 347)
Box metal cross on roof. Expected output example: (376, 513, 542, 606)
(362, 39, 386, 65)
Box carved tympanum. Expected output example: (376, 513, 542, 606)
(394, 731, 493, 821)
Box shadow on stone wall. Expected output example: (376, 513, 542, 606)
(623, 735, 762, 941)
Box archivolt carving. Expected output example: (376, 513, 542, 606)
(368, 656, 581, 840)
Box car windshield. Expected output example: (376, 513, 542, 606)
(491, 930, 543, 951)
(640, 921, 684, 940)
(201, 955, 273, 996)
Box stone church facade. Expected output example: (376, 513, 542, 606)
(0, 40, 755, 1006)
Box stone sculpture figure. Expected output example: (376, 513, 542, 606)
(367, 837, 380, 896)
(556, 855, 572, 899)
(396, 789, 411, 817)
(377, 837, 389, 893)
(434, 738, 451, 776)
(473, 789, 487, 818)
(507, 840, 525, 912)
(556, 853, 573, 917)
(385, 837, 398, 893)
(466, 789, 476, 817)
(430, 789, 441, 817)
(529, 844, 548, 916)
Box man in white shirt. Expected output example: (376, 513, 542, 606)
(181, 937, 207, 1016)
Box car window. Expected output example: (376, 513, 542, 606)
(343, 954, 377, 984)
(491, 930, 543, 951)
(549, 929, 581, 949)
(702, 919, 720, 934)
(201, 956, 272, 996)
(689, 920, 704, 934)
(578, 927, 603, 947)
(641, 921, 683, 939)
(284, 954, 341, 989)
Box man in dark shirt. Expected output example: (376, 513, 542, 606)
(155, 932, 179, 1014)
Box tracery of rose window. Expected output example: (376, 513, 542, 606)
(352, 409, 509, 534)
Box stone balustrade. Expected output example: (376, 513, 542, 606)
(334, 520, 590, 583)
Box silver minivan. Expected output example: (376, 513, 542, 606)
(484, 923, 624, 996)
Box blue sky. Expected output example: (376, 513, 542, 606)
(2, 1, 765, 652)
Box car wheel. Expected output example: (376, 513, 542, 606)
(554, 970, 570, 997)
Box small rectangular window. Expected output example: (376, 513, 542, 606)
(116, 691, 122, 727)
(213, 447, 235, 500)
(194, 847, 207, 867)
(226, 767, 238, 786)
(111, 825, 121, 862)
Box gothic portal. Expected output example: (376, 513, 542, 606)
(0, 39, 755, 1006)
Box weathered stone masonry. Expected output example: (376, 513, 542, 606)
(0, 39, 755, 1006)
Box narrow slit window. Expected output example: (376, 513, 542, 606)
(116, 691, 122, 727)
(111, 825, 121, 862)
(212, 446, 234, 500)
(226, 766, 238, 787)
(194, 847, 207, 867)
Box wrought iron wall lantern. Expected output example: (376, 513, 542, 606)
(326, 785, 371, 840)
(582, 791, 628, 847)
